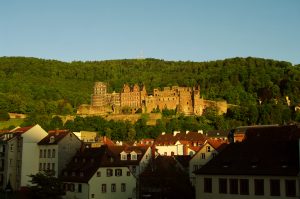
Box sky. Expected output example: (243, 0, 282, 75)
(1, 0, 300, 64)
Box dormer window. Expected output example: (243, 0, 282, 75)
(80, 172, 84, 177)
(49, 136, 55, 143)
(131, 154, 137, 160)
(120, 151, 127, 160)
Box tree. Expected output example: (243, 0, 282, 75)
(28, 172, 64, 199)
(0, 110, 10, 121)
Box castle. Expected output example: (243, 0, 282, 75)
(77, 82, 228, 116)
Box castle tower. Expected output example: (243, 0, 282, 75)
(92, 82, 108, 106)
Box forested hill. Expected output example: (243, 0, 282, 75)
(0, 56, 299, 115)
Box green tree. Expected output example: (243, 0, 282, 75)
(0, 110, 10, 121)
(28, 172, 64, 199)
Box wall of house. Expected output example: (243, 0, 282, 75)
(155, 144, 184, 156)
(189, 143, 217, 186)
(64, 183, 89, 199)
(195, 175, 299, 199)
(20, 125, 48, 188)
(58, 133, 82, 176)
(38, 145, 59, 176)
(88, 167, 136, 199)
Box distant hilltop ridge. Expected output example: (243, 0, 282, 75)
(77, 82, 228, 116)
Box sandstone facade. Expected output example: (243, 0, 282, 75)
(77, 82, 228, 116)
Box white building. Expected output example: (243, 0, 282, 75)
(62, 145, 152, 199)
(0, 125, 48, 191)
(154, 131, 206, 156)
(189, 139, 227, 186)
(38, 130, 82, 177)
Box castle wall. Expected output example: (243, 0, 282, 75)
(78, 82, 227, 116)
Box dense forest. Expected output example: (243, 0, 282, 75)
(0, 56, 300, 139)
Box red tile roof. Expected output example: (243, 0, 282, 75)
(155, 131, 207, 146)
(38, 131, 70, 145)
(11, 126, 34, 133)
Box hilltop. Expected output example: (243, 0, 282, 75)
(0, 56, 299, 116)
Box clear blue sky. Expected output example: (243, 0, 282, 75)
(1, 0, 300, 64)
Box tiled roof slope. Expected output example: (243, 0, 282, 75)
(38, 130, 70, 145)
(61, 145, 149, 182)
(155, 131, 207, 145)
(195, 125, 300, 176)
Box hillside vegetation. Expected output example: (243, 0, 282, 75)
(0, 56, 300, 137)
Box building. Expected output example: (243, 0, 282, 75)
(0, 125, 48, 191)
(62, 144, 152, 199)
(77, 82, 228, 116)
(38, 130, 82, 177)
(194, 125, 300, 199)
(154, 131, 207, 156)
(189, 139, 227, 186)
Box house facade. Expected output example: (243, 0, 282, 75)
(38, 130, 82, 177)
(62, 145, 151, 199)
(0, 125, 48, 191)
(189, 139, 227, 186)
(194, 125, 300, 199)
(154, 131, 206, 156)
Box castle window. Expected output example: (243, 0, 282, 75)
(111, 183, 116, 192)
(270, 179, 280, 196)
(206, 146, 211, 152)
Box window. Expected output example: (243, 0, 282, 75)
(132, 166, 136, 173)
(121, 183, 126, 192)
(111, 183, 116, 192)
(107, 169, 113, 177)
(102, 184, 106, 193)
(127, 171, 131, 176)
(254, 179, 264, 195)
(193, 165, 198, 172)
(270, 179, 280, 196)
(121, 154, 127, 160)
(115, 169, 122, 176)
(80, 172, 84, 177)
(39, 149, 43, 158)
(52, 163, 55, 171)
(201, 153, 205, 159)
(206, 146, 211, 152)
(219, 178, 227, 194)
(47, 163, 50, 170)
(10, 144, 13, 152)
(204, 178, 212, 193)
(91, 194, 94, 198)
(131, 154, 137, 160)
(69, 184, 75, 192)
(240, 179, 249, 195)
(48, 149, 51, 158)
(44, 149, 46, 158)
(212, 153, 217, 158)
(43, 163, 46, 170)
(164, 152, 167, 156)
(285, 180, 296, 197)
(78, 184, 82, 193)
(229, 179, 238, 194)
(52, 149, 55, 158)
(97, 171, 101, 177)
(39, 163, 42, 171)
